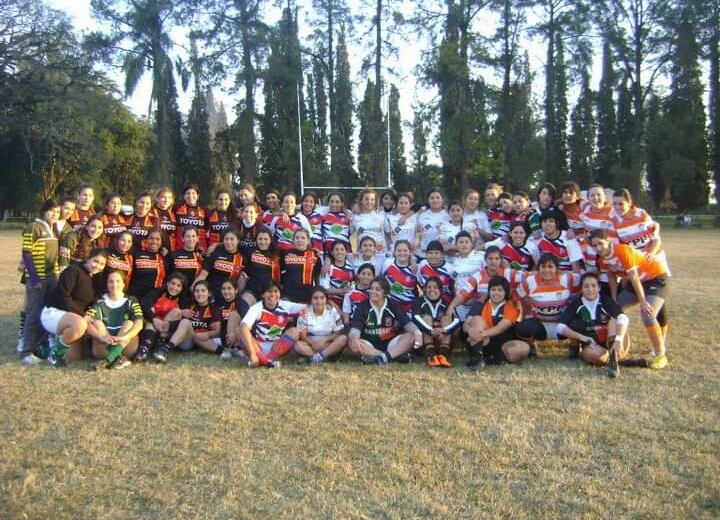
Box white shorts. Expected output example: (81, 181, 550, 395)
(359, 334, 403, 352)
(542, 322, 559, 340)
(177, 337, 195, 351)
(40, 307, 67, 335)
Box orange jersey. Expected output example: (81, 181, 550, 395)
(479, 300, 520, 329)
(99, 213, 128, 247)
(610, 206, 658, 254)
(515, 272, 580, 322)
(597, 243, 668, 281)
(457, 267, 525, 304)
(561, 200, 588, 236)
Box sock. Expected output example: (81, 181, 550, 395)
(53, 337, 70, 358)
(140, 329, 157, 350)
(268, 334, 296, 361)
(438, 346, 451, 358)
(310, 352, 325, 363)
(215, 344, 224, 355)
(18, 310, 26, 336)
(645, 323, 664, 355)
(380, 352, 390, 363)
(106, 344, 123, 364)
(660, 324, 669, 341)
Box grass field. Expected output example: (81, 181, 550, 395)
(1, 229, 718, 519)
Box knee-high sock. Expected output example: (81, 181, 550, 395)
(268, 334, 296, 361)
(106, 344, 124, 363)
(645, 323, 664, 353)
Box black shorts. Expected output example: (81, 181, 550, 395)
(624, 276, 669, 298)
(482, 328, 515, 364)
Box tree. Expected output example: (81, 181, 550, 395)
(659, 2, 708, 210)
(595, 39, 619, 187)
(569, 68, 595, 187)
(698, 0, 720, 208)
(332, 27, 357, 187)
(387, 84, 407, 191)
(186, 40, 214, 200)
(88, 0, 187, 186)
(645, 91, 667, 209)
(548, 32, 569, 184)
(357, 79, 382, 184)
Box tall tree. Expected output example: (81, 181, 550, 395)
(699, 0, 720, 208)
(387, 84, 407, 191)
(187, 40, 214, 199)
(88, 0, 186, 186)
(569, 68, 595, 187)
(357, 79, 382, 184)
(201, 0, 269, 185)
(595, 0, 672, 196)
(332, 27, 357, 186)
(616, 75, 636, 193)
(595, 39, 618, 187)
(659, 2, 708, 210)
(645, 91, 667, 208)
(530, 0, 589, 186)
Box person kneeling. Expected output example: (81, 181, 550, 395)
(556, 272, 629, 378)
(85, 271, 144, 370)
(348, 277, 422, 365)
(464, 276, 526, 370)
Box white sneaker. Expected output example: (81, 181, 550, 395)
(20, 354, 41, 366)
(232, 348, 247, 359)
(220, 348, 234, 361)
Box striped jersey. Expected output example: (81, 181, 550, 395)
(301, 211, 324, 252)
(128, 250, 168, 297)
(242, 299, 306, 342)
(416, 259, 454, 303)
(170, 249, 204, 288)
(152, 207, 178, 251)
(187, 303, 222, 332)
(472, 299, 521, 329)
(382, 259, 418, 312)
(342, 287, 369, 316)
(175, 203, 208, 250)
(86, 295, 142, 334)
(487, 208, 512, 238)
(207, 209, 232, 246)
(69, 207, 95, 231)
(281, 249, 321, 302)
(596, 242, 668, 281)
(515, 272, 580, 322)
(536, 231, 583, 271)
(319, 261, 355, 307)
(321, 211, 352, 253)
(22, 219, 59, 281)
(457, 267, 525, 305)
(272, 213, 313, 252)
(99, 213, 128, 248)
(560, 200, 587, 236)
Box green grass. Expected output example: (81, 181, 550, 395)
(1, 230, 719, 519)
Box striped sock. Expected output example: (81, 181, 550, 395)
(268, 334, 296, 361)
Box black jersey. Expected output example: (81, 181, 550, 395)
(127, 214, 160, 249)
(152, 207, 178, 250)
(104, 248, 133, 289)
(412, 297, 461, 334)
(244, 249, 281, 296)
(171, 249, 204, 289)
(281, 248, 321, 303)
(558, 294, 623, 340)
(202, 246, 245, 300)
(128, 249, 170, 298)
(207, 209, 233, 246)
(187, 303, 222, 332)
(217, 297, 250, 338)
(236, 221, 261, 257)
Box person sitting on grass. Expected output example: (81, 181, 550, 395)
(464, 276, 525, 370)
(41, 248, 108, 367)
(412, 277, 461, 368)
(137, 272, 190, 362)
(235, 281, 306, 368)
(348, 277, 422, 365)
(154, 280, 222, 361)
(85, 270, 144, 370)
(294, 286, 347, 364)
(556, 271, 630, 378)
(217, 278, 249, 361)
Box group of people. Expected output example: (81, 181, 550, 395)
(17, 180, 671, 377)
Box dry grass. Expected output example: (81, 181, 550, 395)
(0, 229, 718, 519)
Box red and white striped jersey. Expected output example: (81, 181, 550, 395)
(515, 272, 580, 322)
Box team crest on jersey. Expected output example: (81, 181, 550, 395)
(383, 315, 393, 327)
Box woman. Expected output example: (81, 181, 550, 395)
(590, 229, 669, 369)
(416, 241, 454, 303)
(447, 231, 486, 321)
(19, 199, 60, 365)
(217, 278, 250, 361)
(237, 204, 262, 257)
(416, 188, 449, 257)
(170, 226, 204, 291)
(536, 208, 583, 272)
(294, 287, 348, 364)
(511, 191, 534, 224)
(241, 227, 281, 306)
(381, 240, 418, 315)
(464, 276, 525, 369)
(85, 270, 144, 370)
(68, 184, 96, 230)
(280, 228, 321, 303)
(348, 277, 422, 364)
(195, 229, 246, 303)
(319, 240, 354, 308)
(490, 221, 538, 272)
(438, 202, 475, 255)
(175, 184, 208, 251)
(153, 186, 178, 251)
(514, 253, 580, 355)
(384, 192, 418, 253)
(462, 188, 492, 242)
(580, 184, 616, 275)
(342, 263, 374, 325)
(236, 281, 306, 368)
(558, 181, 587, 238)
(379, 189, 398, 213)
(321, 192, 352, 255)
(207, 190, 234, 249)
(488, 191, 514, 239)
(610, 188, 668, 270)
(126, 192, 161, 249)
(529, 182, 564, 235)
(99, 193, 128, 248)
(351, 189, 386, 254)
(413, 277, 461, 368)
(105, 231, 134, 288)
(235, 183, 263, 224)
(158, 280, 222, 358)
(556, 271, 630, 377)
(272, 192, 313, 252)
(300, 192, 324, 253)
(66, 215, 104, 264)
(137, 272, 190, 362)
(351, 235, 386, 275)
(41, 248, 108, 366)
(128, 229, 170, 298)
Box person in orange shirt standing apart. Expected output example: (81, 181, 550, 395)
(590, 229, 670, 370)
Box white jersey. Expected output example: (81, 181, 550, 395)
(384, 212, 418, 252)
(297, 305, 344, 337)
(448, 250, 486, 320)
(464, 210, 491, 234)
(417, 209, 449, 256)
(352, 211, 387, 252)
(438, 220, 477, 246)
(350, 252, 386, 277)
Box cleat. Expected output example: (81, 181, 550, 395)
(135, 345, 150, 362)
(264, 359, 281, 369)
(153, 341, 170, 363)
(436, 354, 452, 368)
(619, 358, 648, 368)
(607, 348, 619, 378)
(47, 353, 66, 368)
(112, 355, 131, 370)
(361, 354, 388, 365)
(426, 355, 440, 367)
(20, 354, 42, 366)
(220, 348, 234, 361)
(648, 354, 668, 370)
(393, 353, 412, 364)
(94, 359, 112, 371)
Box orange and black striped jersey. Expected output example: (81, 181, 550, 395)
(103, 248, 133, 290)
(127, 214, 160, 249)
(187, 303, 221, 332)
(175, 203, 208, 250)
(203, 246, 245, 297)
(207, 209, 233, 246)
(244, 249, 281, 296)
(171, 249, 204, 288)
(152, 207, 178, 251)
(127, 250, 169, 297)
(99, 213, 128, 248)
(68, 207, 95, 231)
(281, 249, 321, 302)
